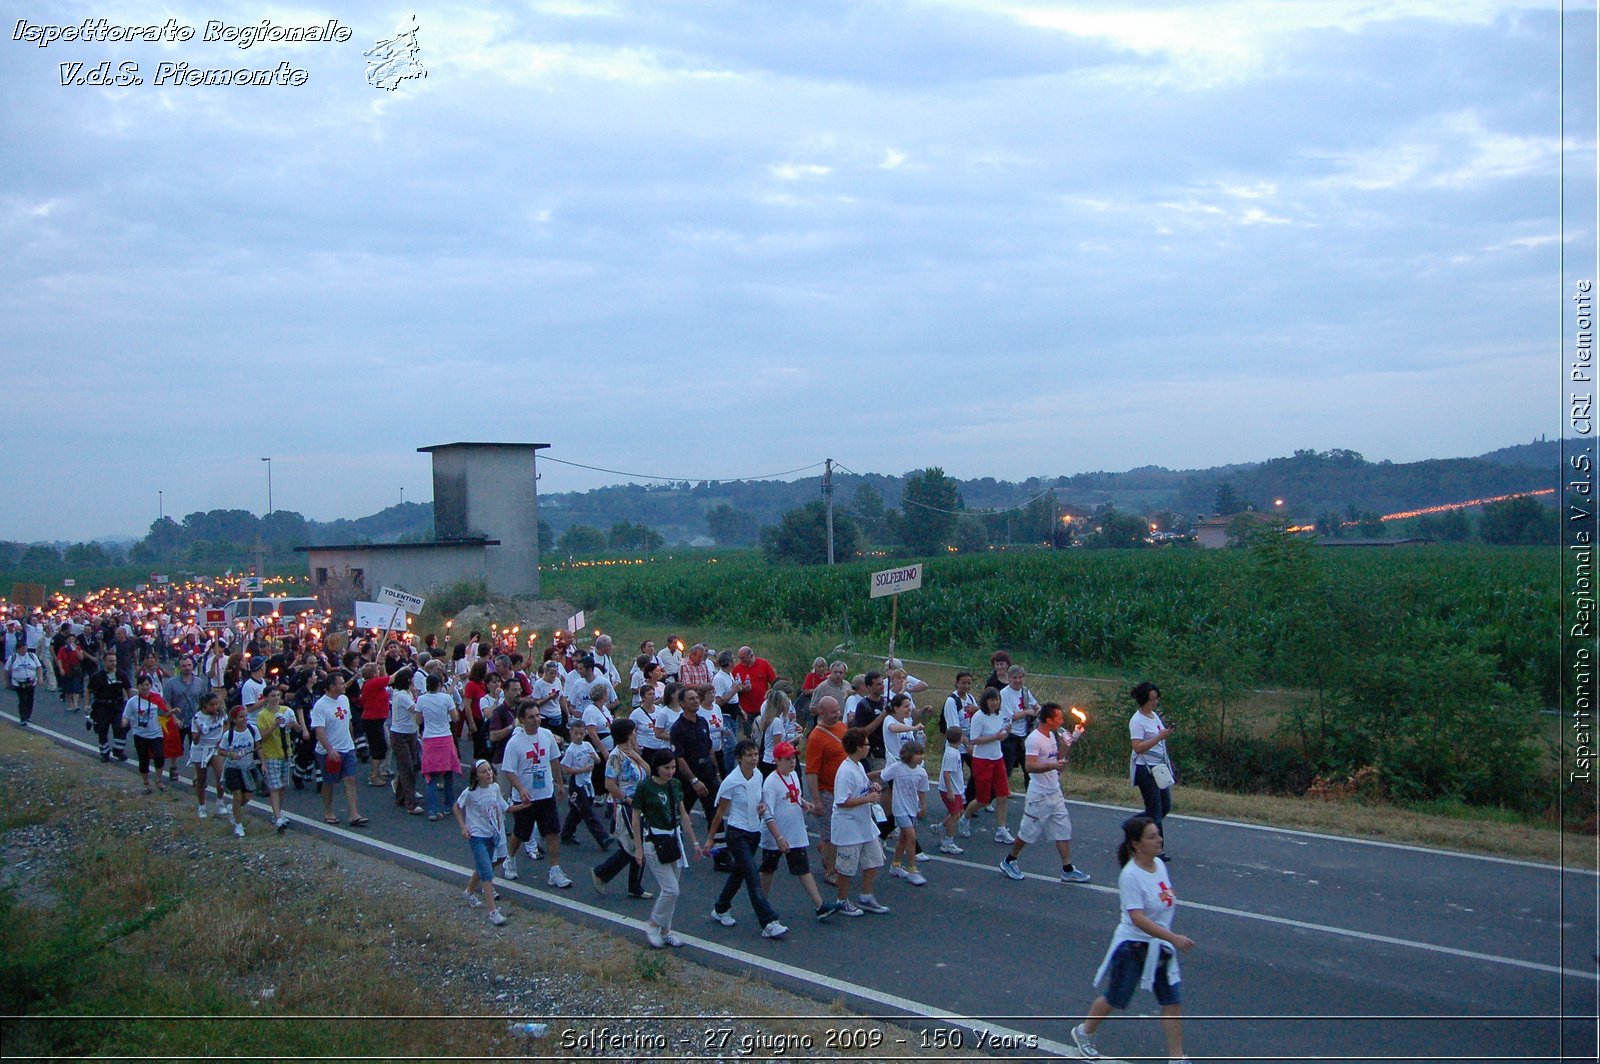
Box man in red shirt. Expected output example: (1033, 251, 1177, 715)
(803, 695, 849, 884)
(357, 662, 392, 788)
(731, 645, 776, 732)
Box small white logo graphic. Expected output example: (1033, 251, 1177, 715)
(365, 15, 426, 91)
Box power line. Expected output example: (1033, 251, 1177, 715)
(540, 456, 825, 484)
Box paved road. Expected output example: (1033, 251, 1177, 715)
(6, 692, 1596, 1062)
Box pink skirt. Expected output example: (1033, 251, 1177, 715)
(420, 735, 461, 776)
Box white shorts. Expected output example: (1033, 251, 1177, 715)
(1017, 794, 1073, 844)
(835, 837, 885, 877)
(188, 744, 219, 768)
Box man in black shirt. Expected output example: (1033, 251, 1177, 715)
(850, 671, 889, 769)
(86, 652, 129, 762)
(671, 688, 723, 847)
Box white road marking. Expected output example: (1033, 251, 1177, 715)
(918, 851, 1600, 982)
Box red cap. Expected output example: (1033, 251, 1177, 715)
(772, 741, 797, 760)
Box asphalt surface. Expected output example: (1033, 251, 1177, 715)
(6, 691, 1597, 1063)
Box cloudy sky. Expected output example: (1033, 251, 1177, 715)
(2, 1, 1592, 541)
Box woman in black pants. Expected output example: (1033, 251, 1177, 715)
(1128, 681, 1175, 860)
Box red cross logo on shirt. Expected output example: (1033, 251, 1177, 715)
(1158, 881, 1175, 907)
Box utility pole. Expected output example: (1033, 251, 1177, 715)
(260, 457, 273, 515)
(823, 458, 835, 565)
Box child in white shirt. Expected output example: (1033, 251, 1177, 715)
(558, 738, 613, 847)
(880, 741, 931, 885)
(937, 726, 967, 854)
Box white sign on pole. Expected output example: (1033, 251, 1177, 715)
(155, 574, 170, 585)
(565, 610, 586, 633)
(377, 586, 426, 614)
(63, 578, 76, 588)
(354, 600, 403, 630)
(869, 563, 924, 598)
(239, 576, 263, 594)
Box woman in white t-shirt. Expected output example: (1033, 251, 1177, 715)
(1072, 816, 1195, 1064)
(1128, 681, 1174, 860)
(388, 668, 422, 815)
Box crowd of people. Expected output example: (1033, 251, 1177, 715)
(3, 592, 1194, 1063)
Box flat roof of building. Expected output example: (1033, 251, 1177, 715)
(418, 442, 550, 452)
(294, 538, 501, 554)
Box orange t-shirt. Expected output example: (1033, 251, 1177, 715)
(804, 722, 848, 792)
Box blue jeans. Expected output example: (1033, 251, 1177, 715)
(426, 772, 457, 817)
(1133, 764, 1172, 840)
(468, 835, 496, 881)
(713, 827, 779, 926)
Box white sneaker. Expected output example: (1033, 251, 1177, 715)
(855, 896, 891, 914)
(489, 910, 507, 926)
(888, 864, 909, 879)
(995, 826, 1016, 844)
(957, 816, 971, 837)
(233, 823, 244, 838)
(547, 866, 573, 889)
(761, 920, 788, 939)
(906, 870, 927, 886)
(940, 839, 965, 854)
(664, 930, 686, 947)
(645, 923, 665, 948)
(1071, 1024, 1100, 1059)
(274, 817, 289, 834)
(708, 908, 736, 927)
(502, 859, 519, 881)
(213, 799, 226, 817)
(464, 889, 483, 907)
(984, 802, 995, 813)
(197, 805, 208, 819)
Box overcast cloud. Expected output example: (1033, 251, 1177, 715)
(1, 0, 1590, 540)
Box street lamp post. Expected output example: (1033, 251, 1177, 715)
(260, 457, 273, 516)
(158, 490, 163, 521)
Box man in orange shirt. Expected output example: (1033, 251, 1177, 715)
(803, 695, 848, 884)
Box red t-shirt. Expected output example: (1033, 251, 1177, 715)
(801, 669, 828, 693)
(359, 675, 391, 720)
(463, 680, 487, 726)
(732, 657, 777, 718)
(804, 722, 848, 793)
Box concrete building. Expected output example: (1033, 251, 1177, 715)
(297, 442, 548, 614)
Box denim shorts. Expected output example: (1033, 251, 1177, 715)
(1103, 940, 1181, 1009)
(468, 835, 497, 881)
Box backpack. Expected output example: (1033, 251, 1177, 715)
(937, 692, 959, 735)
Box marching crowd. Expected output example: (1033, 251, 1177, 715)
(4, 596, 1196, 1064)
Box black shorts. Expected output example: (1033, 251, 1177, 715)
(512, 797, 561, 841)
(758, 846, 811, 876)
(224, 766, 260, 794)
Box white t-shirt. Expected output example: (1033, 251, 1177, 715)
(218, 722, 260, 770)
(310, 694, 355, 755)
(581, 703, 615, 754)
(830, 757, 878, 846)
(415, 691, 456, 740)
(880, 760, 929, 819)
(191, 709, 228, 751)
(500, 726, 559, 801)
(563, 672, 598, 713)
(760, 769, 809, 850)
(121, 694, 164, 739)
(632, 706, 669, 750)
(240, 677, 265, 708)
(1024, 727, 1065, 799)
(760, 713, 800, 763)
(882, 715, 920, 764)
(652, 704, 680, 747)
(938, 744, 965, 794)
(1118, 858, 1177, 940)
(456, 785, 510, 838)
(388, 689, 418, 735)
(715, 765, 765, 833)
(560, 740, 599, 794)
(968, 709, 1008, 761)
(712, 669, 738, 720)
(943, 691, 977, 733)
(1001, 685, 1039, 737)
(530, 676, 564, 723)
(1130, 711, 1168, 766)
